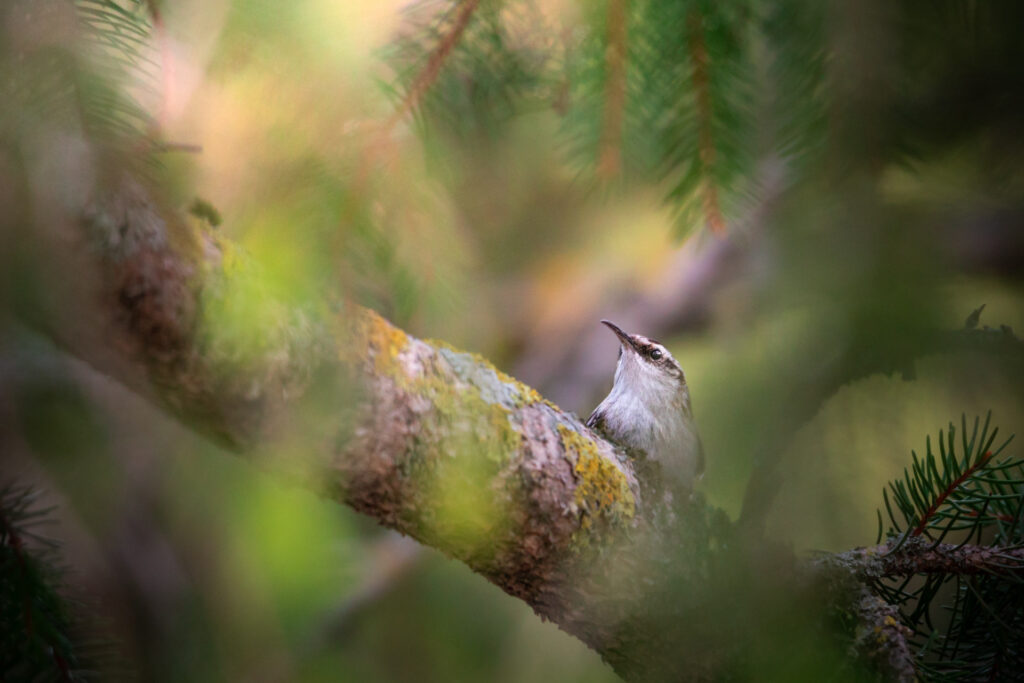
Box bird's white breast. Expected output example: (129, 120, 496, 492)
(594, 385, 700, 490)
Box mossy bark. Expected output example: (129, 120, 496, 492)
(33, 175, 659, 677)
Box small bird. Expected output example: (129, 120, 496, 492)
(587, 320, 704, 500)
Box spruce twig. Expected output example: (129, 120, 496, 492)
(597, 0, 629, 179)
(833, 539, 1024, 579)
(1, 485, 104, 681)
(687, 9, 725, 235)
(911, 450, 994, 537)
(863, 415, 1024, 681)
(384, 0, 481, 136)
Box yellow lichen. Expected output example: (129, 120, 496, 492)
(346, 308, 409, 377)
(493, 367, 544, 405)
(341, 315, 617, 559)
(559, 424, 635, 544)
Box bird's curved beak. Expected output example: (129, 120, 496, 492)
(601, 319, 639, 353)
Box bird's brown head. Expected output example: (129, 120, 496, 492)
(600, 319, 683, 382)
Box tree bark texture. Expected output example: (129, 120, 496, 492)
(24, 175, 660, 676)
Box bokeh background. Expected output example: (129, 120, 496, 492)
(2, 0, 1023, 680)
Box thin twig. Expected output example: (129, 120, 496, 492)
(356, 0, 481, 188)
(597, 0, 629, 179)
(688, 10, 725, 235)
(145, 0, 174, 132)
(912, 451, 993, 537)
(383, 0, 481, 136)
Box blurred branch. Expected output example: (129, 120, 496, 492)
(597, 0, 629, 179)
(316, 534, 422, 646)
(739, 316, 1024, 536)
(687, 10, 725, 236)
(249, 534, 425, 682)
(384, 0, 481, 136)
(514, 158, 783, 411)
(514, 234, 742, 411)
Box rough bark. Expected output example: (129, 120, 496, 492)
(24, 174, 664, 677)
(826, 537, 1024, 580)
(849, 588, 916, 683)
(814, 536, 1024, 683)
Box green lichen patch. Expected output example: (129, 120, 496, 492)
(414, 370, 522, 464)
(559, 424, 636, 546)
(418, 441, 514, 564)
(431, 343, 543, 408)
(198, 243, 330, 389)
(394, 347, 528, 565)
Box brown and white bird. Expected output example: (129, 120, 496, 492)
(587, 320, 704, 499)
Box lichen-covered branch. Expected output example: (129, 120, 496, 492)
(828, 537, 1024, 580)
(815, 536, 1024, 682)
(849, 588, 916, 683)
(334, 308, 644, 652)
(25, 175, 662, 677)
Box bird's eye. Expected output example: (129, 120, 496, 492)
(650, 349, 663, 360)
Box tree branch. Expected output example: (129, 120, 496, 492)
(829, 537, 1024, 579)
(23, 174, 670, 678)
(814, 536, 1024, 683)
(688, 10, 725, 236)
(385, 0, 481, 136)
(597, 0, 629, 179)
(849, 587, 916, 683)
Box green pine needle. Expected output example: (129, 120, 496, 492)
(874, 414, 1023, 681)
